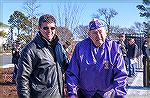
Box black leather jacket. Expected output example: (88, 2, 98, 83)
(16, 32, 69, 98)
(142, 40, 147, 57)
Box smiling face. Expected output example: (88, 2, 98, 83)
(119, 34, 126, 42)
(88, 27, 107, 48)
(39, 22, 56, 41)
(128, 38, 135, 45)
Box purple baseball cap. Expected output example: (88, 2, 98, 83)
(89, 18, 104, 31)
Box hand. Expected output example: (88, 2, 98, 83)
(144, 44, 147, 47)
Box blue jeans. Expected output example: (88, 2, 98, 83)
(128, 58, 136, 76)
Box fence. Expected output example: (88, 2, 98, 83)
(109, 33, 145, 71)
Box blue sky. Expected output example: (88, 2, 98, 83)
(0, 0, 146, 28)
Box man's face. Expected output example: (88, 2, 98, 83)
(39, 22, 56, 41)
(88, 27, 107, 48)
(129, 39, 134, 45)
(120, 35, 125, 41)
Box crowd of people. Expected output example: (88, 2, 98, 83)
(117, 33, 139, 78)
(11, 14, 149, 98)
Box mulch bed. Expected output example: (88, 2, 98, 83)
(0, 67, 18, 98)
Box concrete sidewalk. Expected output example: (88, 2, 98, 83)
(126, 72, 150, 98)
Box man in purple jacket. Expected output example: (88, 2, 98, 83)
(66, 18, 128, 98)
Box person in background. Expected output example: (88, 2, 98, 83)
(142, 34, 150, 86)
(127, 38, 138, 77)
(142, 34, 149, 70)
(66, 18, 128, 98)
(63, 41, 71, 59)
(117, 33, 128, 70)
(16, 14, 69, 98)
(12, 43, 20, 83)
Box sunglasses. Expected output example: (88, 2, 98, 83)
(43, 27, 56, 30)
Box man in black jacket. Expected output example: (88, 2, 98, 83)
(16, 14, 69, 98)
(117, 33, 128, 70)
(127, 38, 138, 77)
(12, 43, 20, 82)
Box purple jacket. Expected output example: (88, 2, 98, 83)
(66, 38, 128, 98)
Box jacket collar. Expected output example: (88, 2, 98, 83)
(34, 31, 59, 49)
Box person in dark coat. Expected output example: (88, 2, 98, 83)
(117, 33, 128, 70)
(142, 35, 149, 70)
(127, 38, 138, 77)
(12, 43, 20, 82)
(142, 34, 150, 86)
(16, 14, 69, 98)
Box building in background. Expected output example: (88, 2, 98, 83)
(0, 22, 9, 52)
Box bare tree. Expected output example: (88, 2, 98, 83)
(111, 25, 136, 34)
(132, 22, 144, 33)
(111, 25, 122, 34)
(93, 8, 118, 34)
(55, 3, 84, 31)
(56, 26, 73, 45)
(22, 0, 40, 39)
(73, 25, 89, 40)
(49, 3, 84, 44)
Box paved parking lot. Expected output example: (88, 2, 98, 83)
(0, 53, 12, 66)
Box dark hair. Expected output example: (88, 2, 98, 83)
(38, 14, 56, 27)
(119, 33, 125, 37)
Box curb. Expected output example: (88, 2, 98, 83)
(0, 64, 14, 68)
(0, 53, 11, 55)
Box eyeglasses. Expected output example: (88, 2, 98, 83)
(43, 27, 56, 30)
